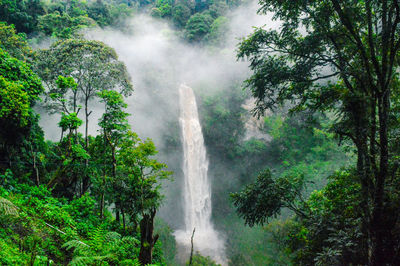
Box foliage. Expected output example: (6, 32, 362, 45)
(205, 16, 229, 46)
(171, 3, 192, 28)
(236, 0, 400, 264)
(0, 4, 175, 265)
(232, 169, 306, 226)
(38, 11, 95, 39)
(0, 22, 32, 60)
(117, 131, 172, 218)
(185, 12, 214, 42)
(34, 38, 133, 153)
(285, 170, 365, 265)
(0, 48, 43, 163)
(63, 226, 141, 265)
(0, 0, 45, 33)
(151, 0, 173, 18)
(186, 252, 220, 266)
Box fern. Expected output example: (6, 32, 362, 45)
(104, 231, 121, 242)
(0, 197, 19, 216)
(68, 256, 95, 266)
(69, 255, 112, 266)
(64, 226, 140, 265)
(88, 226, 107, 251)
(121, 236, 140, 245)
(62, 240, 90, 252)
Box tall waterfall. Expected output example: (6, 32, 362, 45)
(174, 84, 226, 265)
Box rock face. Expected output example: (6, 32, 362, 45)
(242, 98, 271, 141)
(174, 84, 226, 265)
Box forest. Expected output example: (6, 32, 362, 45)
(0, 0, 400, 265)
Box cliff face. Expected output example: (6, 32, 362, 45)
(242, 98, 270, 141)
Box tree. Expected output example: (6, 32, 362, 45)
(235, 0, 400, 264)
(117, 132, 171, 265)
(0, 0, 45, 33)
(0, 22, 32, 61)
(35, 39, 133, 150)
(34, 39, 133, 192)
(37, 11, 96, 39)
(185, 12, 214, 42)
(232, 170, 307, 226)
(0, 48, 43, 168)
(98, 90, 129, 220)
(172, 4, 191, 28)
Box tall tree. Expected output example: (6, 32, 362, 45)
(35, 39, 133, 149)
(34, 39, 133, 192)
(234, 0, 400, 264)
(0, 48, 43, 168)
(98, 90, 129, 221)
(117, 131, 171, 265)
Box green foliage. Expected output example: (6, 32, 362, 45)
(117, 131, 172, 218)
(237, 0, 400, 263)
(0, 22, 32, 60)
(0, 0, 45, 33)
(98, 90, 130, 144)
(151, 0, 173, 18)
(185, 12, 214, 42)
(171, 3, 191, 27)
(231, 169, 306, 226)
(0, 48, 43, 150)
(205, 16, 229, 46)
(35, 39, 132, 99)
(155, 218, 177, 265)
(208, 1, 228, 19)
(59, 113, 83, 132)
(63, 227, 141, 265)
(0, 76, 30, 128)
(0, 48, 42, 103)
(63, 194, 104, 237)
(38, 11, 95, 39)
(285, 170, 364, 265)
(186, 252, 220, 266)
(201, 86, 247, 160)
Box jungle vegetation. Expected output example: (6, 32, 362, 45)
(1, 0, 400, 266)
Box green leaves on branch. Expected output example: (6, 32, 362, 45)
(0, 23, 32, 61)
(38, 11, 96, 39)
(231, 169, 306, 227)
(0, 48, 43, 142)
(98, 90, 129, 142)
(59, 113, 83, 132)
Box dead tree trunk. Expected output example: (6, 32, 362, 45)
(189, 228, 195, 265)
(139, 208, 159, 265)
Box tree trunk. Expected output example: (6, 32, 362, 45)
(122, 208, 126, 233)
(82, 98, 90, 194)
(349, 98, 371, 264)
(139, 208, 159, 265)
(189, 228, 195, 266)
(31, 144, 40, 187)
(370, 90, 390, 265)
(85, 98, 89, 150)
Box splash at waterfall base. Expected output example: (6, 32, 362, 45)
(173, 84, 226, 265)
(174, 228, 226, 265)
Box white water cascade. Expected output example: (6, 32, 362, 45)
(174, 84, 226, 265)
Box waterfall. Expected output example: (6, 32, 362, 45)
(174, 84, 226, 265)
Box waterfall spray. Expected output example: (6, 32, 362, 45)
(174, 84, 226, 265)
